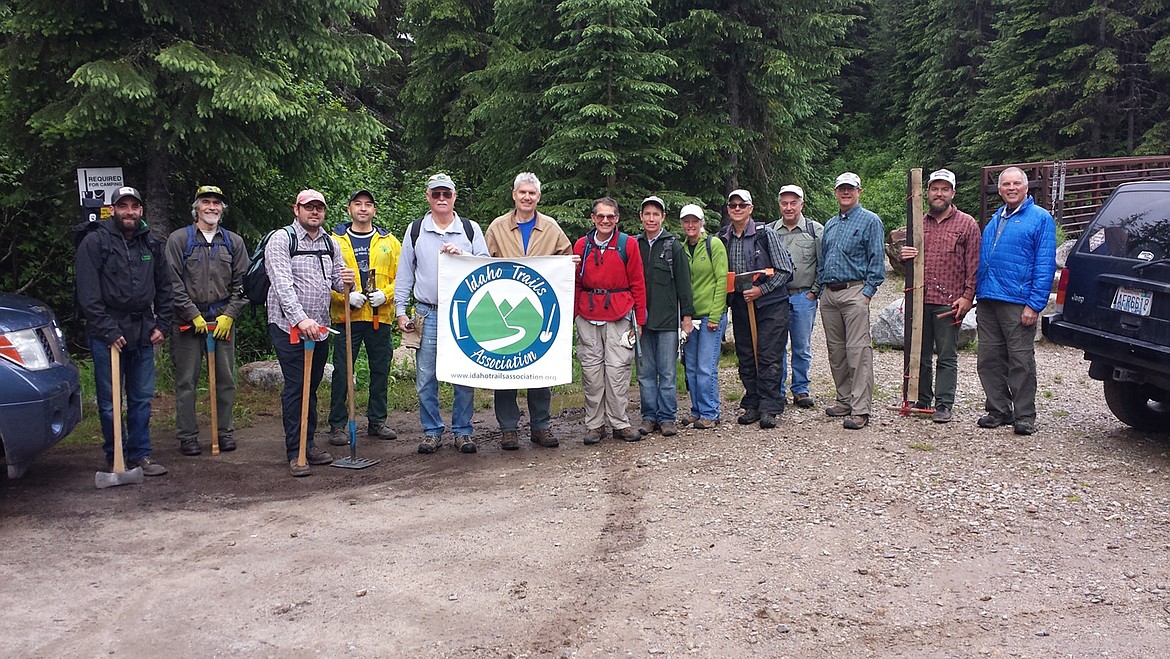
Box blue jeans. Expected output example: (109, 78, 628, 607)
(90, 337, 156, 463)
(683, 313, 726, 421)
(780, 293, 818, 398)
(638, 328, 680, 423)
(415, 304, 474, 437)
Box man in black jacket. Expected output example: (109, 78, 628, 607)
(76, 186, 173, 475)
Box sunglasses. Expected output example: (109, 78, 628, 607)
(592, 213, 618, 221)
(727, 203, 751, 210)
(429, 189, 453, 199)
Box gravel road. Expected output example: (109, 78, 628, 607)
(2, 277, 1169, 657)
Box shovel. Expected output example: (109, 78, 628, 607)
(206, 325, 220, 456)
(333, 283, 378, 470)
(95, 347, 144, 489)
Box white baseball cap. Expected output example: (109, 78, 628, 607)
(834, 172, 861, 189)
(640, 195, 665, 211)
(727, 189, 753, 205)
(778, 185, 804, 199)
(927, 168, 957, 188)
(679, 203, 704, 221)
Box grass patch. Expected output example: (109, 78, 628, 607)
(908, 441, 934, 451)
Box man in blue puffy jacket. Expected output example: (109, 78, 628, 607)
(975, 167, 1057, 436)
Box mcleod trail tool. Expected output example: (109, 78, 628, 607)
(206, 324, 220, 455)
(291, 326, 315, 475)
(95, 348, 145, 489)
(727, 268, 774, 373)
(333, 283, 379, 470)
(889, 168, 932, 417)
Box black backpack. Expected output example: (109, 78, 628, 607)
(242, 226, 335, 304)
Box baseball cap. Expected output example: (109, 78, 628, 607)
(834, 172, 862, 189)
(679, 203, 704, 221)
(727, 189, 753, 205)
(778, 184, 804, 199)
(111, 186, 143, 205)
(194, 185, 226, 202)
(927, 169, 957, 188)
(349, 189, 376, 204)
(295, 189, 327, 206)
(641, 195, 665, 212)
(426, 173, 455, 190)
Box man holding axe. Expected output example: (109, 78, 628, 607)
(897, 169, 981, 424)
(325, 190, 401, 446)
(266, 190, 356, 476)
(166, 185, 248, 457)
(718, 189, 793, 430)
(76, 186, 172, 479)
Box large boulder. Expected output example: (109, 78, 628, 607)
(241, 361, 334, 389)
(871, 297, 978, 349)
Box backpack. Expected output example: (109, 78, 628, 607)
(181, 224, 236, 273)
(242, 226, 335, 304)
(580, 230, 629, 267)
(407, 215, 477, 250)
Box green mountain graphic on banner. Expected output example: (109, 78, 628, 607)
(467, 293, 544, 355)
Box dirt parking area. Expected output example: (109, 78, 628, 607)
(4, 285, 1170, 657)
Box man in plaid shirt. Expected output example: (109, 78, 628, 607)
(898, 169, 981, 423)
(267, 189, 355, 476)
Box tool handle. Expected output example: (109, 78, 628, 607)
(111, 348, 125, 473)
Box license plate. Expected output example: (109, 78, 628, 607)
(1111, 286, 1152, 316)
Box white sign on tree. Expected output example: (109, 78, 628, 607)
(76, 167, 124, 205)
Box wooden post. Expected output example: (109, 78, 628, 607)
(905, 168, 925, 407)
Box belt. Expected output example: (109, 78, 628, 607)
(416, 301, 437, 309)
(826, 280, 863, 292)
(583, 287, 630, 312)
(788, 286, 811, 294)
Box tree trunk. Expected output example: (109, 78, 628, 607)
(144, 147, 173, 241)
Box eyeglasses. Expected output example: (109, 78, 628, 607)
(727, 203, 751, 210)
(298, 203, 326, 212)
(592, 213, 618, 221)
(429, 189, 453, 199)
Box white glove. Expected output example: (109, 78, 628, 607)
(348, 291, 368, 308)
(368, 289, 387, 307)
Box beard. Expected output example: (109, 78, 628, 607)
(929, 199, 950, 215)
(199, 210, 222, 226)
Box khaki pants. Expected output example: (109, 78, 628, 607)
(976, 299, 1038, 423)
(820, 284, 874, 416)
(575, 316, 635, 431)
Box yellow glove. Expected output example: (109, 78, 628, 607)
(213, 315, 234, 340)
(191, 315, 208, 334)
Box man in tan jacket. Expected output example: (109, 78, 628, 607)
(484, 172, 573, 450)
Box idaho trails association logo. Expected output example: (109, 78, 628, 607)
(449, 262, 560, 370)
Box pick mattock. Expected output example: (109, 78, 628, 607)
(333, 283, 379, 470)
(290, 326, 315, 474)
(727, 268, 774, 373)
(206, 324, 220, 455)
(95, 347, 144, 489)
(890, 167, 932, 417)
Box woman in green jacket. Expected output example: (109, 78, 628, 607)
(679, 204, 729, 428)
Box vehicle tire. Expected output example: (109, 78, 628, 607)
(1102, 380, 1170, 432)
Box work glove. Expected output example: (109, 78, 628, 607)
(368, 289, 387, 308)
(348, 291, 368, 309)
(191, 315, 208, 334)
(213, 315, 233, 340)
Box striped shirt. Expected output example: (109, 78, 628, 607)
(266, 222, 345, 334)
(817, 204, 886, 298)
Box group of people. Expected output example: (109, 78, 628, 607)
(74, 166, 1056, 478)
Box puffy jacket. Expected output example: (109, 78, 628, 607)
(329, 223, 401, 324)
(75, 218, 173, 346)
(976, 196, 1057, 311)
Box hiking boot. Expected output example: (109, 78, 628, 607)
(583, 427, 605, 445)
(617, 426, 642, 442)
(824, 404, 851, 418)
(692, 418, 717, 430)
(131, 457, 168, 476)
(218, 434, 236, 452)
(418, 435, 442, 454)
(530, 428, 558, 448)
(933, 405, 953, 424)
(659, 422, 678, 437)
(639, 419, 659, 436)
(500, 430, 520, 451)
(912, 401, 931, 411)
(1013, 421, 1035, 436)
(179, 438, 201, 456)
(681, 415, 699, 427)
(737, 409, 761, 425)
(368, 421, 398, 440)
(328, 426, 348, 446)
(793, 392, 815, 409)
(759, 413, 778, 429)
(289, 459, 311, 477)
(306, 446, 333, 465)
(843, 414, 870, 430)
(455, 434, 477, 454)
(978, 413, 1007, 429)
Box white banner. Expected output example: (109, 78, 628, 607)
(437, 254, 575, 389)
